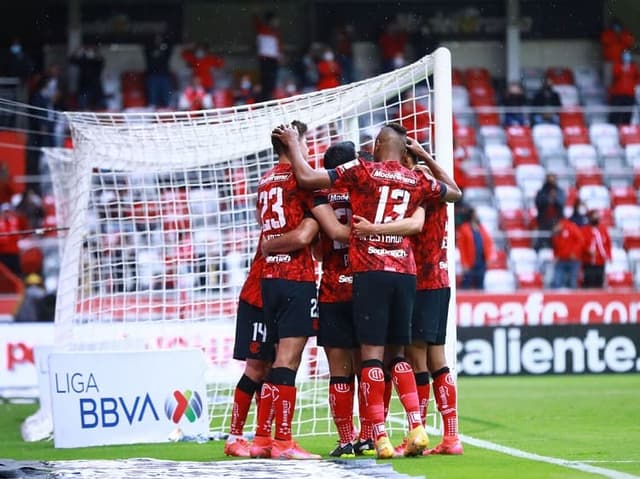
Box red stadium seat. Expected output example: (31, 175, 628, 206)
(623, 233, 640, 250)
(454, 125, 477, 147)
(545, 67, 575, 85)
(464, 67, 492, 88)
(565, 186, 578, 207)
(477, 112, 501, 126)
(463, 166, 490, 187)
(563, 125, 590, 146)
(559, 107, 586, 128)
(611, 186, 638, 206)
(469, 85, 496, 106)
(517, 271, 544, 289)
(506, 229, 533, 248)
(122, 90, 147, 108)
(452, 68, 465, 86)
(500, 209, 526, 230)
(512, 146, 540, 166)
(618, 124, 640, 146)
(506, 125, 534, 148)
(598, 207, 614, 228)
(487, 249, 508, 270)
(606, 271, 634, 289)
(121, 71, 146, 91)
(491, 168, 517, 186)
(576, 167, 604, 187)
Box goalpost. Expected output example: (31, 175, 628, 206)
(33, 48, 455, 441)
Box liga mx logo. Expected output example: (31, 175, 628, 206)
(165, 390, 203, 423)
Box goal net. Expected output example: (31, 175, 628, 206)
(43, 48, 455, 440)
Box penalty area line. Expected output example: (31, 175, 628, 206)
(457, 432, 640, 479)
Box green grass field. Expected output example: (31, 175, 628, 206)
(2, 375, 639, 479)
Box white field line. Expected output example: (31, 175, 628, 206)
(386, 417, 640, 479)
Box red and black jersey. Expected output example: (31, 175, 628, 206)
(239, 247, 265, 308)
(314, 188, 352, 303)
(412, 201, 450, 290)
(257, 162, 315, 282)
(332, 159, 444, 274)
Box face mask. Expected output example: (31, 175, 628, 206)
(285, 83, 296, 94)
(195, 49, 205, 59)
(323, 52, 334, 62)
(393, 56, 405, 68)
(578, 206, 587, 215)
(622, 52, 632, 63)
(240, 79, 251, 90)
(10, 44, 21, 55)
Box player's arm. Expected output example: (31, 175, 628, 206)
(261, 217, 320, 255)
(407, 137, 462, 203)
(272, 125, 333, 189)
(351, 206, 425, 236)
(311, 203, 350, 243)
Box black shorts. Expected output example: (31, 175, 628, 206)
(232, 299, 275, 362)
(318, 301, 357, 349)
(412, 287, 451, 345)
(352, 271, 416, 346)
(261, 279, 318, 344)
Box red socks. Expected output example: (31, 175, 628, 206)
(360, 360, 387, 440)
(229, 374, 260, 436)
(329, 376, 355, 445)
(390, 358, 422, 430)
(415, 372, 430, 426)
(432, 367, 458, 437)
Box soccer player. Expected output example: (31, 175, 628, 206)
(272, 122, 461, 458)
(224, 217, 319, 457)
(352, 138, 463, 456)
(249, 120, 321, 460)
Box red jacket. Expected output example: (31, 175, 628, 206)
(457, 222, 494, 270)
(316, 60, 341, 90)
(581, 223, 612, 266)
(601, 28, 634, 63)
(181, 49, 224, 90)
(552, 219, 584, 261)
(610, 61, 640, 96)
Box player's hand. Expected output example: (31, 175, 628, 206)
(413, 163, 433, 176)
(406, 137, 431, 161)
(271, 124, 298, 147)
(260, 238, 274, 256)
(351, 215, 377, 235)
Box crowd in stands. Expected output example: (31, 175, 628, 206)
(0, 11, 639, 323)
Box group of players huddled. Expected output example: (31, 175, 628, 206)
(223, 120, 463, 460)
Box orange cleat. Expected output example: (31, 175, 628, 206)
(249, 435, 273, 458)
(224, 437, 251, 457)
(271, 439, 321, 459)
(375, 436, 395, 459)
(404, 425, 429, 456)
(424, 436, 464, 455)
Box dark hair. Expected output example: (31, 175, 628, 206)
(384, 122, 407, 137)
(323, 141, 355, 169)
(272, 120, 308, 155)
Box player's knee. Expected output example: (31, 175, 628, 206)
(245, 360, 271, 382)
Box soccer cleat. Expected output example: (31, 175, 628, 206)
(329, 441, 356, 458)
(375, 436, 395, 459)
(425, 436, 464, 455)
(224, 437, 251, 457)
(271, 439, 321, 459)
(353, 438, 376, 456)
(249, 435, 273, 458)
(404, 425, 429, 456)
(393, 437, 408, 457)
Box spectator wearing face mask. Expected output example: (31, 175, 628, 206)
(316, 47, 341, 90)
(569, 199, 589, 227)
(69, 44, 105, 110)
(234, 73, 257, 105)
(580, 210, 612, 288)
(181, 42, 224, 92)
(608, 50, 639, 125)
(4, 38, 34, 83)
(601, 18, 634, 85)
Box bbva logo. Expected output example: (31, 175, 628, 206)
(164, 390, 204, 423)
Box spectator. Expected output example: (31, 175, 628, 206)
(69, 44, 105, 110)
(379, 19, 408, 72)
(333, 21, 355, 84)
(0, 203, 28, 276)
(569, 198, 589, 226)
(581, 209, 612, 288)
(28, 75, 59, 194)
(178, 76, 213, 111)
(181, 42, 224, 92)
(13, 273, 47, 322)
(316, 47, 341, 90)
(145, 34, 173, 108)
(14, 189, 44, 230)
(255, 12, 281, 101)
(4, 38, 34, 82)
(503, 81, 528, 126)
(550, 216, 584, 289)
(0, 164, 15, 205)
(531, 78, 561, 125)
(534, 173, 566, 248)
(457, 208, 495, 289)
(600, 18, 634, 86)
(608, 50, 639, 125)
(233, 73, 258, 105)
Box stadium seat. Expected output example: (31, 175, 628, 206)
(579, 184, 611, 210)
(509, 247, 538, 274)
(575, 167, 604, 188)
(452, 86, 470, 113)
(614, 204, 640, 232)
(562, 125, 590, 146)
(627, 247, 640, 269)
(452, 68, 465, 86)
(485, 144, 513, 170)
(608, 247, 631, 273)
(553, 85, 580, 107)
(516, 164, 546, 200)
(484, 269, 517, 292)
(474, 204, 500, 233)
(469, 85, 496, 107)
(589, 122, 619, 147)
(487, 248, 508, 269)
(604, 166, 634, 188)
(512, 146, 539, 166)
(479, 125, 507, 146)
(559, 107, 586, 129)
(533, 123, 563, 144)
(461, 165, 490, 187)
(463, 187, 494, 207)
(454, 125, 477, 147)
(464, 67, 492, 88)
(476, 111, 501, 126)
(623, 234, 640, 251)
(573, 66, 601, 89)
(499, 209, 526, 230)
(213, 89, 234, 108)
(506, 125, 534, 148)
(567, 144, 598, 169)
(546, 67, 574, 85)
(491, 168, 516, 188)
(517, 271, 544, 289)
(610, 186, 638, 207)
(625, 145, 640, 168)
(521, 67, 545, 100)
(618, 124, 640, 147)
(606, 271, 634, 289)
(494, 185, 524, 211)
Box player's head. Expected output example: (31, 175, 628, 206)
(323, 141, 356, 169)
(375, 123, 407, 161)
(272, 120, 309, 158)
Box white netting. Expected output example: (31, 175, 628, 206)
(42, 49, 453, 438)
